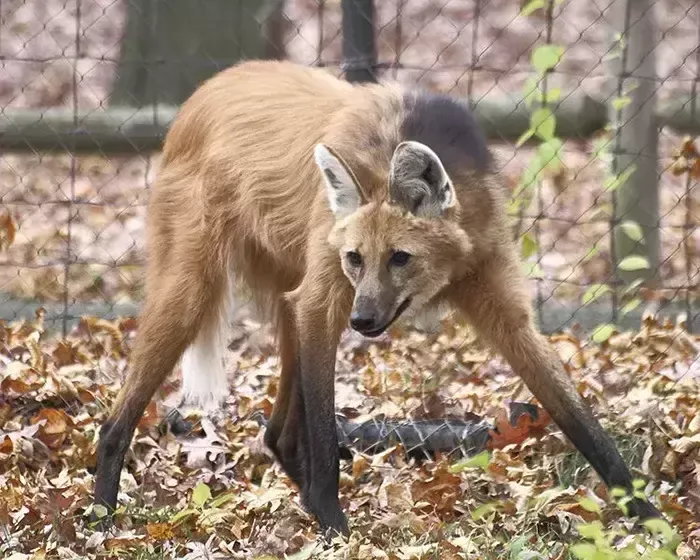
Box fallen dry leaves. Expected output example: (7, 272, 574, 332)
(0, 309, 699, 559)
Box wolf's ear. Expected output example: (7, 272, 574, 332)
(389, 140, 456, 218)
(314, 144, 365, 219)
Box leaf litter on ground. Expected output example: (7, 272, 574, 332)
(0, 308, 698, 558)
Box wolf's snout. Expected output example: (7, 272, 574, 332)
(350, 311, 377, 333)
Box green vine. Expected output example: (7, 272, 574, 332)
(516, 0, 651, 343)
(511, 0, 565, 281)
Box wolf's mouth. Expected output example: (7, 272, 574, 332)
(357, 298, 412, 338)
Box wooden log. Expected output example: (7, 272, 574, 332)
(0, 92, 697, 153)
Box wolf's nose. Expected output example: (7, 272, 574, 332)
(350, 313, 376, 332)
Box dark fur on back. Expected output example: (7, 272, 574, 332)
(400, 91, 493, 177)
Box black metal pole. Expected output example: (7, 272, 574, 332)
(341, 0, 377, 83)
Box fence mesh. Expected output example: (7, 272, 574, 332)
(0, 0, 697, 337)
(1, 1, 699, 555)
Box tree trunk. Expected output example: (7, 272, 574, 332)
(110, 0, 286, 107)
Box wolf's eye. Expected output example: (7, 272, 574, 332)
(390, 250, 411, 267)
(346, 251, 363, 268)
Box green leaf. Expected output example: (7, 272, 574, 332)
(603, 175, 620, 192)
(632, 478, 646, 490)
(521, 233, 538, 259)
(582, 246, 600, 262)
(520, 0, 546, 16)
(536, 137, 563, 172)
(530, 107, 556, 141)
(615, 494, 631, 516)
(612, 95, 632, 111)
(603, 165, 636, 192)
(199, 508, 232, 528)
(192, 482, 211, 508)
(622, 277, 645, 295)
(620, 298, 641, 316)
(522, 76, 541, 107)
(603, 50, 622, 63)
(576, 496, 602, 514)
(592, 323, 615, 343)
(531, 45, 565, 73)
(624, 81, 640, 95)
(524, 261, 545, 279)
(582, 283, 612, 305)
(619, 220, 645, 243)
(591, 135, 612, 160)
(545, 87, 562, 104)
(610, 487, 628, 498)
(569, 543, 598, 560)
(516, 127, 536, 148)
(648, 551, 681, 560)
(507, 197, 523, 216)
(576, 521, 605, 542)
(209, 491, 235, 508)
(450, 450, 490, 473)
(90, 504, 108, 520)
(510, 181, 535, 213)
(643, 518, 676, 542)
(603, 34, 626, 63)
(618, 255, 650, 271)
(508, 535, 529, 559)
(170, 508, 198, 524)
(519, 153, 548, 191)
(471, 501, 501, 521)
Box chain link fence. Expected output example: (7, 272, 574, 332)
(0, 0, 698, 335)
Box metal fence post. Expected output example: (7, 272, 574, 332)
(341, 0, 377, 83)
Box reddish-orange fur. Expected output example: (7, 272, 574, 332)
(92, 60, 660, 536)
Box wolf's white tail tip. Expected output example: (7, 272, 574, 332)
(180, 313, 230, 412)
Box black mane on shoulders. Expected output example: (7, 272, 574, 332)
(400, 90, 493, 176)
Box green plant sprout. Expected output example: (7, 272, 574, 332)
(571, 482, 681, 559)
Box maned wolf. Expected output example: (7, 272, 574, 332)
(92, 60, 660, 536)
